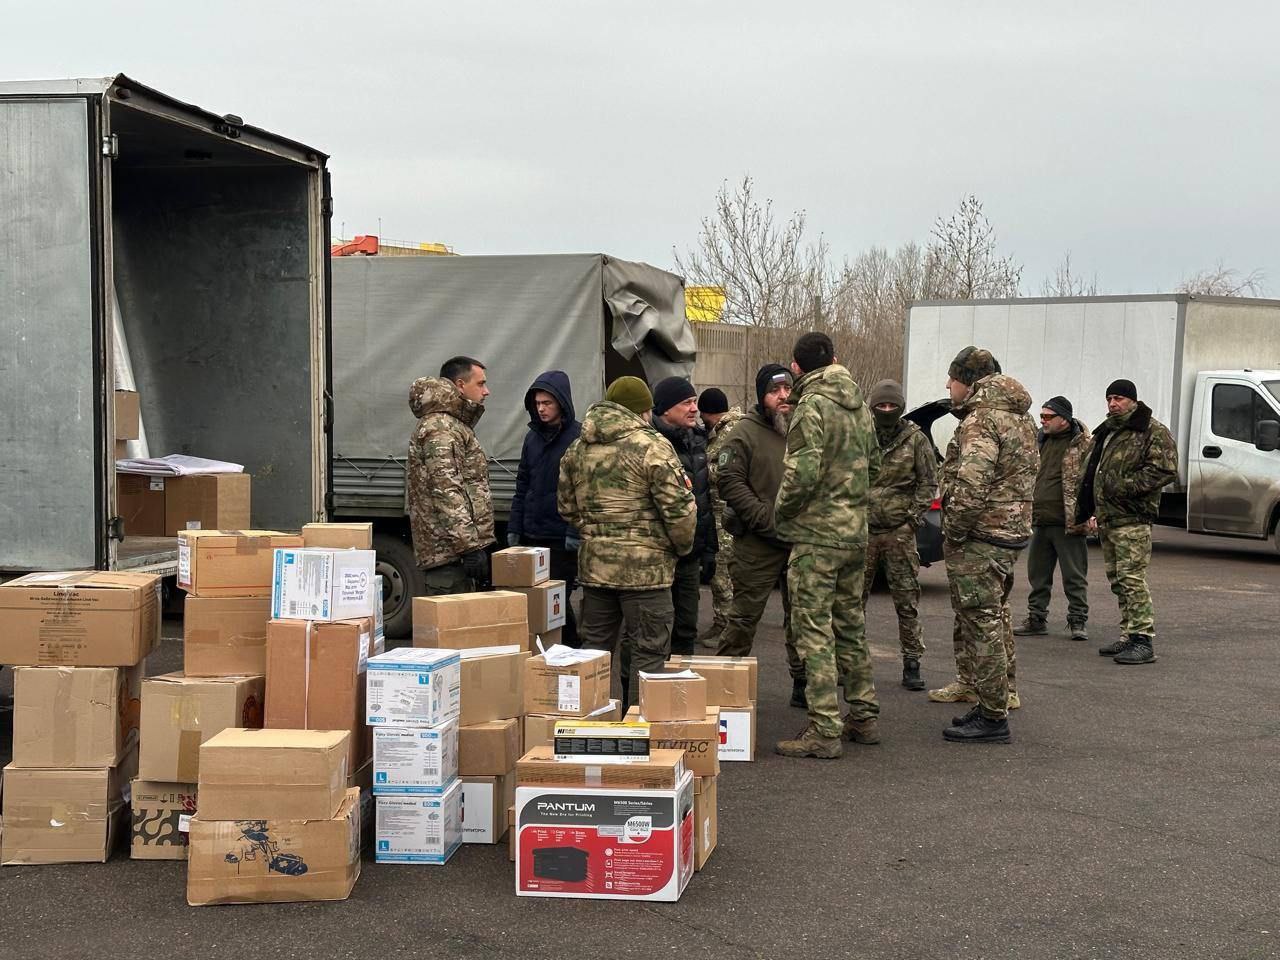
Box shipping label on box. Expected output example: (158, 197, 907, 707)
(271, 548, 377, 623)
(138, 673, 265, 783)
(302, 522, 373, 550)
(197, 728, 350, 822)
(459, 718, 522, 777)
(718, 704, 756, 761)
(694, 775, 717, 870)
(12, 663, 142, 768)
(516, 580, 566, 634)
(625, 707, 721, 778)
(164, 474, 250, 538)
(183, 595, 271, 677)
(412, 591, 528, 650)
(491, 547, 550, 587)
(524, 699, 620, 751)
(461, 772, 515, 844)
(524, 647, 611, 717)
(375, 780, 463, 864)
(366, 647, 461, 727)
(666, 656, 756, 707)
(638, 671, 708, 722)
(131, 780, 198, 861)
(178, 530, 303, 598)
(515, 772, 695, 901)
(459, 645, 526, 725)
(373, 722, 459, 795)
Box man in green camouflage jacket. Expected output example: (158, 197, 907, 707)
(862, 379, 937, 692)
(558, 376, 697, 705)
(773, 333, 882, 760)
(934, 347, 1038, 745)
(698, 389, 743, 650)
(1076, 378, 1178, 665)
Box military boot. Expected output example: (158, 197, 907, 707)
(1068, 619, 1089, 642)
(1098, 636, 1128, 657)
(952, 704, 981, 726)
(901, 657, 925, 691)
(775, 725, 843, 759)
(1114, 634, 1157, 665)
(927, 680, 977, 703)
(842, 715, 880, 745)
(943, 713, 1012, 744)
(1013, 615, 1048, 636)
(790, 677, 807, 708)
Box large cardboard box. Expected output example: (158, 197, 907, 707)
(694, 775, 718, 870)
(524, 648, 610, 717)
(130, 780, 198, 861)
(117, 473, 167, 537)
(514, 580, 566, 634)
(1, 752, 136, 865)
(183, 596, 272, 677)
(375, 780, 463, 864)
(515, 772, 695, 901)
(178, 530, 302, 598)
(12, 664, 142, 768)
(271, 548, 377, 623)
(138, 673, 265, 783)
(490, 546, 550, 586)
(372, 722, 459, 795)
(665, 656, 757, 707)
(265, 617, 375, 770)
(0, 571, 160, 666)
(302, 522, 373, 550)
(524, 699, 621, 751)
(461, 772, 515, 844)
(460, 646, 527, 725)
(412, 591, 528, 650)
(366, 647, 461, 728)
(197, 728, 350, 821)
(164, 473, 251, 536)
(638, 671, 708, 722)
(624, 706, 721, 777)
(459, 718, 522, 776)
(114, 389, 140, 440)
(187, 789, 361, 906)
(516, 746, 685, 790)
(718, 703, 756, 762)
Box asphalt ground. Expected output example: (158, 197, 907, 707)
(1, 528, 1276, 960)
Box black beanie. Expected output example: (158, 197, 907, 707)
(755, 363, 793, 406)
(1043, 395, 1073, 420)
(697, 387, 729, 414)
(652, 377, 698, 416)
(1106, 379, 1137, 402)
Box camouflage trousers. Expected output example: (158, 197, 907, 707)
(716, 533, 803, 681)
(701, 522, 736, 650)
(421, 561, 475, 596)
(579, 585, 673, 710)
(944, 540, 1017, 719)
(787, 541, 878, 739)
(861, 523, 924, 659)
(1099, 523, 1155, 637)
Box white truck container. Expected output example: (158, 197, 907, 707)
(905, 295, 1280, 550)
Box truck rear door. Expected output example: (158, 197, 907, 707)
(1189, 375, 1280, 536)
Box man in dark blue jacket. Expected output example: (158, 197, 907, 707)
(509, 371, 583, 646)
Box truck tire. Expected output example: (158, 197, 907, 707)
(373, 533, 424, 640)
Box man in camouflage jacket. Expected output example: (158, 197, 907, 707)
(772, 333, 881, 760)
(934, 347, 1038, 745)
(1076, 378, 1178, 665)
(698, 389, 743, 649)
(862, 379, 937, 692)
(558, 376, 697, 705)
(407, 357, 496, 595)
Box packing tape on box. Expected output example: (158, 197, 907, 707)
(177, 729, 203, 783)
(50, 666, 76, 762)
(7, 800, 101, 830)
(186, 628, 263, 649)
(303, 620, 315, 728)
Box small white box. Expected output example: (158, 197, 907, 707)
(375, 780, 463, 864)
(373, 574, 385, 648)
(373, 721, 459, 795)
(367, 647, 462, 727)
(717, 704, 756, 761)
(271, 548, 377, 622)
(460, 772, 515, 844)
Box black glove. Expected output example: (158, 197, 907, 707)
(461, 549, 489, 584)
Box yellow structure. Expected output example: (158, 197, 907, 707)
(686, 285, 726, 322)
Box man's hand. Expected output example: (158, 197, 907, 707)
(507, 531, 520, 548)
(1086, 516, 1098, 535)
(461, 549, 489, 584)
(565, 532, 581, 552)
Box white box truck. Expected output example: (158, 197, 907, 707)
(904, 295, 1280, 550)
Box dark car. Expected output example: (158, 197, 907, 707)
(903, 398, 952, 566)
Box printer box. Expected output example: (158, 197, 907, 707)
(694, 775, 718, 870)
(461, 771, 516, 844)
(271, 548, 377, 623)
(372, 722, 459, 795)
(375, 779, 463, 864)
(366, 647, 461, 728)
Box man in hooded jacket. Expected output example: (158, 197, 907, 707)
(510, 370, 582, 646)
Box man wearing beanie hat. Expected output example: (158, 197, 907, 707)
(651, 377, 716, 657)
(558, 377, 697, 705)
(1014, 396, 1092, 642)
(862, 379, 937, 692)
(698, 388, 744, 649)
(933, 346, 1038, 744)
(1076, 379, 1177, 665)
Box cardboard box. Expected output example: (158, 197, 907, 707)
(117, 473, 167, 537)
(459, 718, 522, 777)
(114, 439, 127, 460)
(460, 646, 526, 725)
(515, 772, 695, 901)
(516, 746, 686, 790)
(265, 617, 375, 770)
(373, 575, 385, 647)
(372, 722, 459, 795)
(183, 596, 272, 677)
(114, 389, 139, 440)
(490, 546, 550, 586)
(271, 548, 377, 623)
(138, 673, 265, 783)
(665, 656, 757, 707)
(375, 780, 462, 864)
(412, 591, 528, 650)
(461, 772, 515, 844)
(164, 473, 251, 536)
(12, 664, 142, 768)
(0, 752, 135, 865)
(638, 671, 708, 722)
(515, 580, 566, 634)
(530, 627, 562, 649)
(178, 530, 302, 598)
(508, 805, 516, 862)
(718, 703, 756, 762)
(302, 522, 373, 550)
(366, 647, 462, 728)
(0, 571, 160, 666)
(524, 699, 621, 751)
(694, 775, 718, 870)
(197, 728, 350, 821)
(187, 789, 361, 906)
(524, 648, 611, 717)
(130, 780, 198, 861)
(624, 707, 721, 777)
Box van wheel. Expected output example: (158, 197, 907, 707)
(373, 533, 424, 640)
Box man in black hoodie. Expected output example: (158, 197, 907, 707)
(509, 371, 582, 646)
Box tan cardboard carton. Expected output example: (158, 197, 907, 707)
(301, 522, 373, 550)
(114, 389, 139, 440)
(523, 649, 610, 717)
(490, 546, 550, 586)
(197, 728, 350, 821)
(413, 591, 528, 650)
(164, 474, 251, 536)
(12, 664, 142, 768)
(694, 775, 718, 870)
(459, 647, 527, 725)
(459, 718, 522, 776)
(177, 529, 302, 598)
(524, 699, 621, 750)
(114, 439, 127, 461)
(117, 473, 167, 537)
(183, 596, 272, 677)
(638, 671, 708, 722)
(516, 746, 685, 790)
(130, 780, 198, 861)
(624, 706, 721, 777)
(138, 673, 265, 783)
(0, 571, 160, 666)
(665, 655, 757, 706)
(514, 580, 566, 634)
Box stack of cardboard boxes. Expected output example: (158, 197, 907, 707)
(666, 654, 758, 762)
(0, 570, 161, 865)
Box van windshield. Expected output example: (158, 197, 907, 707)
(1267, 381, 1280, 406)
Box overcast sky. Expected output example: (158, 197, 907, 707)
(4, 1, 1277, 293)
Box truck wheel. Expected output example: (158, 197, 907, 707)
(373, 533, 424, 640)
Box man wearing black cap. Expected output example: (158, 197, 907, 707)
(699, 388, 743, 649)
(651, 377, 716, 657)
(1076, 379, 1177, 665)
(1014, 396, 1092, 641)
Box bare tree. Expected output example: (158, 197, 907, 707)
(1041, 251, 1099, 297)
(926, 195, 1022, 298)
(1176, 261, 1266, 297)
